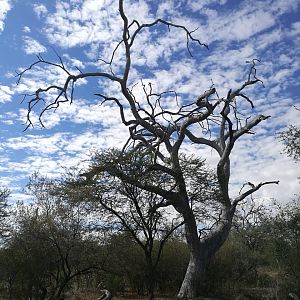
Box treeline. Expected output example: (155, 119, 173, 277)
(0, 172, 299, 300)
(207, 200, 300, 299)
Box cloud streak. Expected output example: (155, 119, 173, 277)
(0, 0, 11, 33)
(23, 36, 47, 54)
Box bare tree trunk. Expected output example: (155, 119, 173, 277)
(177, 252, 207, 299)
(147, 276, 155, 300)
(144, 258, 155, 300)
(50, 281, 67, 300)
(40, 286, 47, 300)
(177, 206, 234, 299)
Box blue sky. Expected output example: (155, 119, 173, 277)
(0, 0, 299, 204)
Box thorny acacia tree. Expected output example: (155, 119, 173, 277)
(18, 1, 279, 298)
(279, 123, 300, 162)
(88, 157, 183, 300)
(77, 149, 218, 299)
(21, 175, 102, 299)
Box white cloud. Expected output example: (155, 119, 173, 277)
(62, 54, 85, 69)
(63, 128, 128, 153)
(0, 176, 13, 187)
(229, 134, 300, 203)
(226, 11, 275, 40)
(33, 3, 48, 18)
(0, 85, 13, 103)
(0, 0, 11, 33)
(290, 21, 300, 36)
(0, 111, 16, 125)
(0, 85, 14, 103)
(43, 0, 121, 49)
(23, 26, 31, 33)
(23, 36, 47, 54)
(187, 0, 227, 12)
(2, 125, 129, 190)
(9, 192, 32, 203)
(5, 133, 69, 155)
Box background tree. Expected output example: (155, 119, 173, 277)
(94, 183, 182, 300)
(204, 200, 270, 295)
(0, 238, 27, 300)
(99, 232, 189, 297)
(18, 1, 279, 298)
(264, 200, 300, 296)
(279, 125, 300, 162)
(0, 188, 9, 239)
(75, 150, 217, 299)
(155, 237, 189, 295)
(0, 175, 103, 300)
(0, 206, 53, 300)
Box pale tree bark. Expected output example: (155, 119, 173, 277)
(177, 206, 233, 299)
(18, 1, 279, 298)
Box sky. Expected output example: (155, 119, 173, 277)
(0, 0, 299, 205)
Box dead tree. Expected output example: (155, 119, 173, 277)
(17, 1, 279, 298)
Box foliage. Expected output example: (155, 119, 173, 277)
(66, 150, 209, 299)
(278, 125, 300, 162)
(155, 238, 189, 294)
(0, 188, 299, 299)
(264, 200, 300, 295)
(98, 232, 189, 296)
(59, 149, 220, 299)
(0, 188, 9, 239)
(203, 200, 300, 298)
(84, 148, 222, 230)
(0, 176, 103, 300)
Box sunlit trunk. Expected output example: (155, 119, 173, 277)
(177, 206, 234, 299)
(177, 252, 208, 299)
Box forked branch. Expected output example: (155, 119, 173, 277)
(233, 180, 280, 206)
(18, 0, 209, 131)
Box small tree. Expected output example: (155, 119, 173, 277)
(94, 182, 182, 300)
(267, 200, 300, 295)
(18, 1, 279, 297)
(278, 125, 300, 162)
(0, 210, 52, 299)
(75, 149, 217, 299)
(1, 175, 103, 300)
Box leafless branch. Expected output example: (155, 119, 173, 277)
(233, 180, 279, 206)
